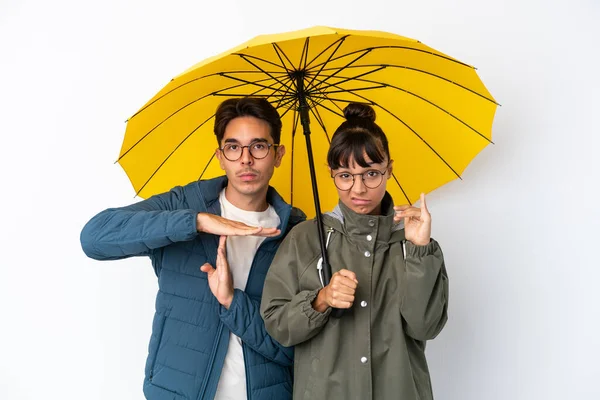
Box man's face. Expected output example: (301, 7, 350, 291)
(215, 116, 285, 206)
(331, 154, 392, 215)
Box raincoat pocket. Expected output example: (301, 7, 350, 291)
(148, 313, 168, 381)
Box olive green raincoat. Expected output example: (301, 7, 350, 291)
(261, 194, 449, 400)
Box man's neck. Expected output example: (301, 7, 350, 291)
(224, 186, 269, 212)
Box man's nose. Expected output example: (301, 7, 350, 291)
(240, 146, 254, 165)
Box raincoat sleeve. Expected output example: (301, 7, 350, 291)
(219, 289, 293, 366)
(400, 238, 449, 340)
(261, 227, 331, 347)
(80, 187, 198, 261)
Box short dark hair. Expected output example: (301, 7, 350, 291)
(327, 103, 390, 169)
(213, 97, 282, 145)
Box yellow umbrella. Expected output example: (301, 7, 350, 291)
(117, 25, 498, 285)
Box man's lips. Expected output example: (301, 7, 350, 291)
(238, 172, 258, 181)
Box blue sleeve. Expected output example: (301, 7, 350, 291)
(80, 186, 198, 262)
(219, 289, 294, 366)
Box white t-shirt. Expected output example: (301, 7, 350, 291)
(213, 189, 280, 400)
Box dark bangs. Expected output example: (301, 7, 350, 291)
(327, 129, 388, 169)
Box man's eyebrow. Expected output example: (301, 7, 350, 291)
(223, 138, 269, 144)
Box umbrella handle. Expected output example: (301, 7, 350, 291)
(330, 308, 345, 318)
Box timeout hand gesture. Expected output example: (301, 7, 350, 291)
(197, 213, 280, 237)
(200, 236, 234, 309)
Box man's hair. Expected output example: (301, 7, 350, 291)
(214, 97, 282, 145)
(327, 103, 390, 169)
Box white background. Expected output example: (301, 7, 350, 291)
(1, 0, 599, 399)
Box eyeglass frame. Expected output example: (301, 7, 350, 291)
(218, 140, 280, 162)
(330, 164, 391, 191)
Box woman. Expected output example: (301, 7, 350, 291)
(261, 103, 449, 400)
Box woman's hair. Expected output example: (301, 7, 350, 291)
(327, 103, 390, 169)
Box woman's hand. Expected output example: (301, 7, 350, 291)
(394, 193, 431, 246)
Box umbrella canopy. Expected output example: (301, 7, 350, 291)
(117, 25, 498, 293)
(118, 26, 497, 217)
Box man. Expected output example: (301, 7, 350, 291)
(80, 97, 305, 400)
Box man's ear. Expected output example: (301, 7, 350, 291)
(215, 148, 226, 170)
(274, 145, 286, 167)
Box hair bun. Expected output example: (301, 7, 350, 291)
(343, 103, 376, 123)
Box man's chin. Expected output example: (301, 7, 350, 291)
(232, 180, 266, 195)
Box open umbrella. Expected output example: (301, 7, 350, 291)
(117, 25, 498, 291)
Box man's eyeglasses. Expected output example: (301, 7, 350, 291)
(219, 141, 279, 162)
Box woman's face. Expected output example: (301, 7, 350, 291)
(330, 154, 392, 215)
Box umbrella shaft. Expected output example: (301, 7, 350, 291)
(300, 107, 332, 285)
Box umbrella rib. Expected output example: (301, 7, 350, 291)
(306, 97, 330, 140)
(212, 73, 299, 110)
(391, 173, 411, 204)
(308, 49, 373, 90)
(216, 73, 295, 97)
(271, 44, 300, 94)
(304, 35, 348, 71)
(306, 72, 492, 144)
(311, 85, 387, 96)
(273, 75, 297, 109)
(232, 53, 289, 71)
(236, 55, 295, 92)
(135, 115, 215, 196)
(305, 36, 349, 90)
(306, 66, 387, 93)
(305, 74, 380, 109)
(248, 73, 296, 103)
(308, 94, 378, 105)
(299, 37, 310, 71)
(329, 75, 493, 143)
(198, 152, 216, 181)
(311, 76, 462, 178)
(129, 70, 289, 120)
(120, 75, 298, 160)
(276, 96, 300, 118)
(359, 93, 463, 179)
(315, 64, 498, 105)
(271, 43, 297, 73)
(305, 96, 345, 118)
(212, 92, 294, 99)
(306, 45, 474, 73)
(245, 74, 297, 104)
(139, 75, 298, 194)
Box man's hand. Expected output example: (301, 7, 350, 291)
(312, 269, 358, 313)
(393, 193, 431, 246)
(200, 236, 234, 309)
(197, 213, 280, 237)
